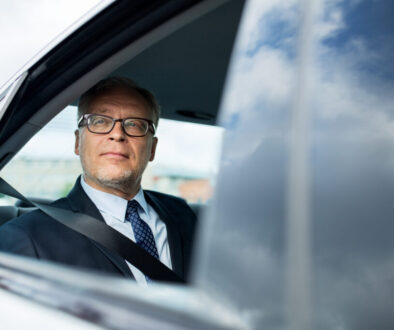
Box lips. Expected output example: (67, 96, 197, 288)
(100, 152, 129, 159)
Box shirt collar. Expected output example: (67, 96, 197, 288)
(80, 176, 148, 222)
(132, 188, 149, 216)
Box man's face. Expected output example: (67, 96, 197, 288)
(74, 88, 158, 196)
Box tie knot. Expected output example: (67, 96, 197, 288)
(126, 200, 139, 219)
(127, 199, 139, 210)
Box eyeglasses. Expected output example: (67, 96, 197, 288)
(78, 114, 156, 137)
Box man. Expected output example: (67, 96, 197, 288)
(0, 77, 197, 284)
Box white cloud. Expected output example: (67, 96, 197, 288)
(219, 0, 394, 162)
(224, 46, 294, 114)
(236, 0, 299, 53)
(213, 0, 394, 328)
(315, 0, 346, 40)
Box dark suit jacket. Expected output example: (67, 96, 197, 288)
(0, 178, 197, 281)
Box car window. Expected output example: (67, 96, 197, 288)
(0, 105, 224, 205)
(0, 0, 242, 207)
(193, 0, 394, 329)
(0, 1, 246, 328)
(1, 0, 394, 329)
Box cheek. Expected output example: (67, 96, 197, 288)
(140, 142, 153, 161)
(79, 135, 98, 161)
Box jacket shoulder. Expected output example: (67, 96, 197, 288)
(144, 190, 188, 204)
(144, 190, 196, 216)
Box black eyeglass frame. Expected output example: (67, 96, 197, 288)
(78, 113, 156, 137)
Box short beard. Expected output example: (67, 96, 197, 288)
(97, 170, 136, 192)
(83, 166, 141, 196)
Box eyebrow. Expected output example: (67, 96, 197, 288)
(92, 107, 110, 114)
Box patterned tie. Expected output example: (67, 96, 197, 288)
(125, 200, 159, 281)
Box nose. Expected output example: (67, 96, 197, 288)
(108, 121, 126, 142)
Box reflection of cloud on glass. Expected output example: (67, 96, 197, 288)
(214, 0, 394, 328)
(237, 0, 299, 55)
(219, 0, 299, 162)
(221, 0, 394, 157)
(313, 1, 394, 149)
(221, 112, 240, 131)
(315, 0, 345, 41)
(312, 1, 394, 329)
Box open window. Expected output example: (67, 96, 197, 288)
(0, 0, 243, 209)
(0, 1, 247, 328)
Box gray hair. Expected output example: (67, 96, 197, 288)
(78, 76, 160, 127)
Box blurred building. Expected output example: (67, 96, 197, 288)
(0, 158, 214, 205)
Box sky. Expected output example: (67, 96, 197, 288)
(0, 0, 102, 87)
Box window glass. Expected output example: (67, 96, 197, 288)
(194, 0, 394, 329)
(145, 120, 224, 204)
(0, 106, 223, 205)
(0, 106, 80, 205)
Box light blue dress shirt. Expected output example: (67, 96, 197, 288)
(80, 177, 172, 286)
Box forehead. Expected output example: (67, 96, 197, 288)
(88, 88, 152, 118)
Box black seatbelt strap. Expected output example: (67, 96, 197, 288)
(0, 177, 184, 284)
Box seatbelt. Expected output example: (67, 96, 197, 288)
(0, 177, 184, 284)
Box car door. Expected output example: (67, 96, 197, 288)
(1, 0, 394, 329)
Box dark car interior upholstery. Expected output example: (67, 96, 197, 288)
(0, 205, 35, 226)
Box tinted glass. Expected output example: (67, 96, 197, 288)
(193, 0, 394, 329)
(195, 0, 301, 328)
(312, 1, 394, 329)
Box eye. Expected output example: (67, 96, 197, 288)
(90, 116, 110, 126)
(123, 119, 149, 135)
(124, 120, 137, 128)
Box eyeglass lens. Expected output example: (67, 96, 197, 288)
(87, 115, 149, 136)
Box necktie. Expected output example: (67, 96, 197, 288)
(125, 200, 159, 266)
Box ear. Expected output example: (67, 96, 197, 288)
(149, 137, 158, 161)
(74, 129, 80, 156)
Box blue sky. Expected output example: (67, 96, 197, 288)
(324, 0, 394, 47)
(322, 0, 394, 79)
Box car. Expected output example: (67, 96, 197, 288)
(1, 0, 394, 329)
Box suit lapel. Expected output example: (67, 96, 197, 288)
(66, 177, 134, 279)
(144, 191, 184, 279)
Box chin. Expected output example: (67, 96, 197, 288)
(93, 167, 138, 187)
(98, 168, 133, 182)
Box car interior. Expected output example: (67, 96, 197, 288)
(0, 1, 250, 328)
(0, 0, 245, 225)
